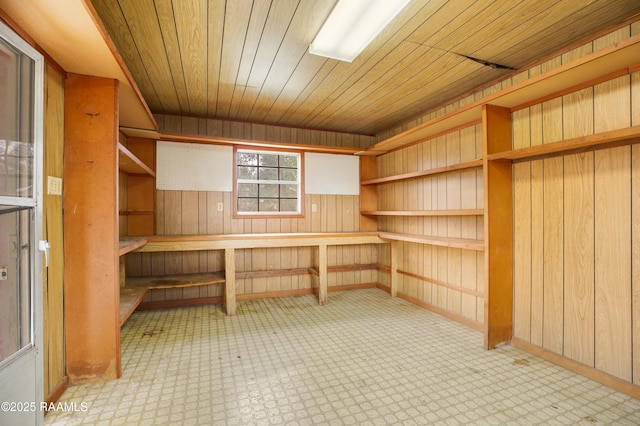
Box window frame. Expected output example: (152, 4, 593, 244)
(232, 145, 305, 219)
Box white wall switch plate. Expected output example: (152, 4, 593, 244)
(48, 176, 62, 195)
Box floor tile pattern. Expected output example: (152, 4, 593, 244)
(45, 289, 640, 425)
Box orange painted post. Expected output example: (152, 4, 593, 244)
(483, 104, 514, 350)
(63, 74, 121, 383)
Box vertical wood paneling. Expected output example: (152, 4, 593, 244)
(42, 63, 65, 400)
(512, 104, 532, 342)
(542, 156, 563, 355)
(633, 71, 640, 385)
(594, 146, 632, 381)
(592, 73, 632, 381)
(529, 159, 544, 347)
(632, 143, 640, 385)
(513, 161, 531, 341)
(563, 152, 594, 366)
(460, 125, 477, 322)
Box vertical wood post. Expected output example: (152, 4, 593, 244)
(225, 248, 236, 315)
(359, 155, 378, 231)
(63, 74, 120, 383)
(318, 244, 328, 305)
(390, 242, 399, 297)
(483, 104, 514, 349)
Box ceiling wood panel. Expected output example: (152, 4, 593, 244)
(225, 0, 273, 118)
(118, 0, 181, 112)
(92, 0, 164, 111)
(205, 0, 226, 116)
(154, 0, 190, 113)
(280, 0, 445, 128)
(246, 0, 337, 123)
(216, 0, 254, 117)
(173, 0, 208, 112)
(89, 0, 640, 136)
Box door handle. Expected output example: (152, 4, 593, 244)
(39, 240, 51, 268)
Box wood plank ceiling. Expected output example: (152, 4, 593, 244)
(89, 0, 640, 136)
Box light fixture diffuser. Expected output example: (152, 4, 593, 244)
(309, 0, 411, 62)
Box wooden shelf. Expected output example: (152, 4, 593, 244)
(366, 34, 640, 155)
(118, 142, 155, 176)
(120, 286, 149, 326)
(118, 237, 147, 256)
(361, 159, 483, 185)
(487, 125, 640, 162)
(136, 232, 384, 252)
(362, 209, 483, 216)
(126, 272, 225, 289)
(379, 232, 484, 251)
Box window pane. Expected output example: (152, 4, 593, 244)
(280, 184, 297, 198)
(280, 199, 297, 212)
(259, 199, 278, 212)
(238, 198, 258, 212)
(236, 150, 301, 215)
(279, 168, 297, 181)
(237, 152, 257, 166)
(259, 184, 278, 198)
(238, 183, 258, 197)
(259, 167, 278, 180)
(237, 166, 257, 179)
(0, 39, 35, 198)
(0, 206, 32, 364)
(279, 155, 297, 168)
(259, 154, 278, 167)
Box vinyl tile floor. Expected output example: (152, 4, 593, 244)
(45, 289, 640, 425)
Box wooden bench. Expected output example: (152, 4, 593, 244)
(118, 232, 387, 325)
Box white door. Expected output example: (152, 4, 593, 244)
(0, 21, 45, 426)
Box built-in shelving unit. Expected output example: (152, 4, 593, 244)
(487, 124, 640, 162)
(364, 33, 640, 155)
(362, 209, 483, 217)
(126, 272, 226, 289)
(118, 237, 147, 256)
(360, 159, 483, 185)
(118, 142, 155, 176)
(359, 33, 640, 352)
(379, 232, 485, 251)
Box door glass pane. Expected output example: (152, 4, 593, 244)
(0, 37, 35, 198)
(0, 205, 32, 364)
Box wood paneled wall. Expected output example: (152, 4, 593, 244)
(155, 113, 375, 149)
(125, 116, 378, 303)
(42, 63, 66, 402)
(512, 27, 640, 383)
(375, 125, 485, 329)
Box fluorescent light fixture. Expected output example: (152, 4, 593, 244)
(309, 0, 411, 62)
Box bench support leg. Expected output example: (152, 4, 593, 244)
(225, 248, 236, 315)
(390, 242, 399, 297)
(318, 244, 328, 305)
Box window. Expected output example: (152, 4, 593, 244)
(234, 148, 303, 217)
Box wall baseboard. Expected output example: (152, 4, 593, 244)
(511, 337, 640, 400)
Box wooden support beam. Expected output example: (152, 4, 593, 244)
(63, 73, 120, 383)
(483, 104, 514, 349)
(359, 156, 378, 231)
